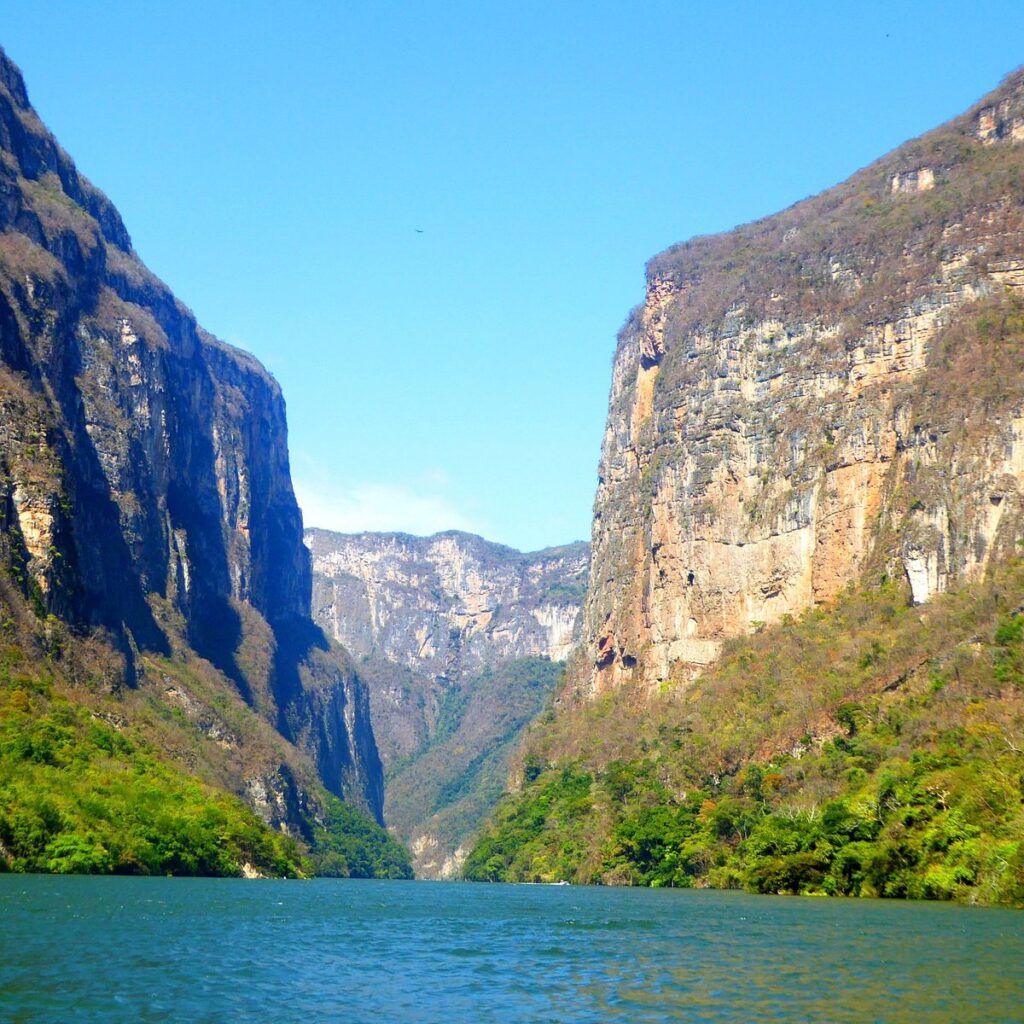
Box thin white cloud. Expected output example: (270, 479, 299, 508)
(293, 472, 483, 538)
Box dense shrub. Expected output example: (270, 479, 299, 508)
(309, 796, 413, 879)
(0, 682, 305, 877)
(466, 563, 1024, 905)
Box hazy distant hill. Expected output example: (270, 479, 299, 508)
(306, 527, 588, 876)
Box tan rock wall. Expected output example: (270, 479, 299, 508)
(582, 72, 1024, 696)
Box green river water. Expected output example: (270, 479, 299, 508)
(1, 876, 1021, 1022)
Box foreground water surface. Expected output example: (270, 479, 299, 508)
(1, 876, 1022, 1023)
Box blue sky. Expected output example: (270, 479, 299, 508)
(4, 3, 1024, 551)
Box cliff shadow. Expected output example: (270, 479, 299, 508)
(0, 289, 171, 665)
(269, 615, 385, 822)
(270, 614, 330, 732)
(162, 399, 251, 704)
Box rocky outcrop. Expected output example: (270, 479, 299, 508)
(306, 528, 588, 874)
(307, 528, 588, 759)
(0, 47, 382, 824)
(583, 68, 1024, 695)
(308, 530, 588, 674)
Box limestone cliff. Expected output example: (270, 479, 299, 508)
(584, 69, 1024, 695)
(307, 529, 588, 758)
(0, 47, 382, 827)
(306, 528, 588, 875)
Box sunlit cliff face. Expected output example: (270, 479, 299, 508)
(581, 72, 1024, 695)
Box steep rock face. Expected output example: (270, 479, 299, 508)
(307, 529, 588, 760)
(306, 528, 588, 874)
(309, 531, 587, 677)
(0, 48, 382, 824)
(584, 69, 1024, 695)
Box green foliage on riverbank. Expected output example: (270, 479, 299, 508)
(0, 662, 305, 877)
(465, 565, 1024, 905)
(0, 620, 414, 880)
(309, 795, 413, 879)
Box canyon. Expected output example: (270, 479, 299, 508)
(307, 528, 588, 876)
(2, 40, 1023, 899)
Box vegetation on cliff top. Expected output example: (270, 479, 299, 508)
(643, 70, 1024, 346)
(465, 560, 1024, 905)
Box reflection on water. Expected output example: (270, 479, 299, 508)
(1, 877, 1022, 1023)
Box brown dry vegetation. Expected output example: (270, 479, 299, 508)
(646, 74, 1024, 345)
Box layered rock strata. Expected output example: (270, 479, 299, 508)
(583, 69, 1024, 694)
(307, 529, 587, 757)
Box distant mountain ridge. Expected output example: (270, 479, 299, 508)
(306, 527, 589, 876)
(308, 529, 587, 682)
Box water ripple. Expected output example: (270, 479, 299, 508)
(1, 878, 1022, 1022)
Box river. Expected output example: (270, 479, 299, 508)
(1, 876, 1021, 1022)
